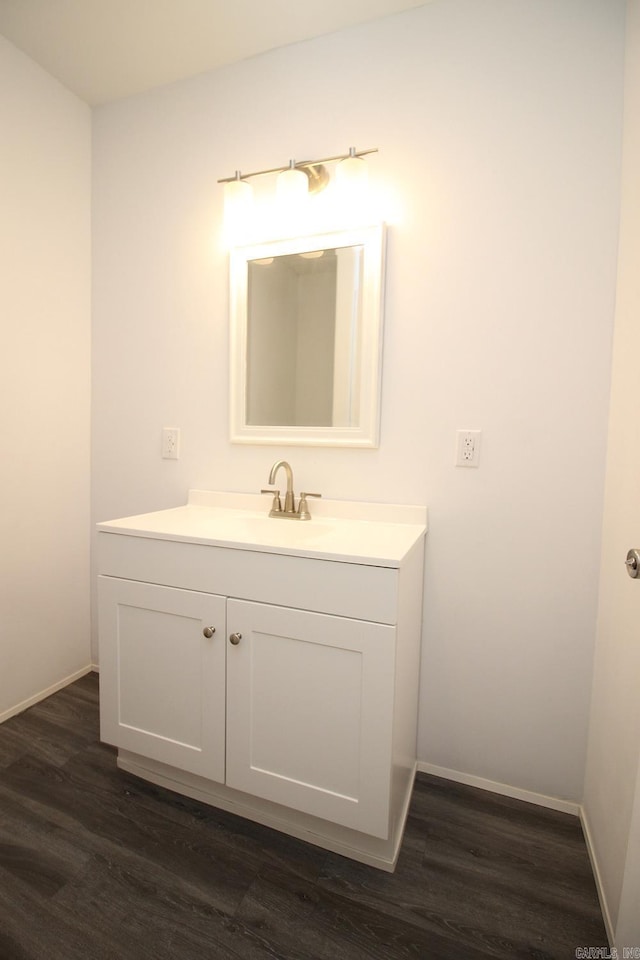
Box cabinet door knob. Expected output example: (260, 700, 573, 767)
(203, 626, 216, 638)
(229, 632, 242, 645)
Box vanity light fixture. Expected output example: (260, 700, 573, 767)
(219, 146, 377, 215)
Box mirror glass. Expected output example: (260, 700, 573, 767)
(230, 225, 385, 447)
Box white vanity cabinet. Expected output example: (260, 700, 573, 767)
(97, 491, 426, 871)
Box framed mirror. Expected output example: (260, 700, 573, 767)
(229, 224, 386, 447)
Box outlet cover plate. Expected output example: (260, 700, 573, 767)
(162, 427, 180, 460)
(456, 429, 481, 467)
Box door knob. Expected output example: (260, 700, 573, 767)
(203, 626, 216, 638)
(229, 632, 242, 645)
(626, 549, 640, 579)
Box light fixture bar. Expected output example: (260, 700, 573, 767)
(217, 148, 378, 184)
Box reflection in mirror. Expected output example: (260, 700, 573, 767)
(246, 246, 363, 428)
(230, 224, 385, 448)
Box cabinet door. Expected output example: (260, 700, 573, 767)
(99, 576, 226, 782)
(226, 599, 396, 838)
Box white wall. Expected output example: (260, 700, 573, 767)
(0, 36, 92, 716)
(92, 0, 624, 801)
(583, 0, 640, 942)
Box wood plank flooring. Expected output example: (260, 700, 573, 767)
(0, 673, 607, 959)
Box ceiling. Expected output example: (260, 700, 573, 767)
(0, 0, 427, 105)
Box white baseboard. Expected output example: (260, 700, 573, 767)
(417, 761, 580, 816)
(0, 664, 95, 724)
(580, 807, 615, 946)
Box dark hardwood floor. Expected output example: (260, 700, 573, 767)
(0, 673, 606, 959)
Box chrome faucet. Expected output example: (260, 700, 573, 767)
(261, 460, 321, 520)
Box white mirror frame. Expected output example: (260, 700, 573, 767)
(229, 223, 386, 448)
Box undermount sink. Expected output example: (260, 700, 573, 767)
(223, 513, 332, 540)
(97, 490, 428, 567)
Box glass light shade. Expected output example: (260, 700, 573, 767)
(276, 165, 308, 204)
(224, 176, 253, 225)
(336, 148, 371, 222)
(335, 154, 368, 191)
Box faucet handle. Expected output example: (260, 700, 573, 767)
(261, 488, 282, 514)
(297, 491, 321, 521)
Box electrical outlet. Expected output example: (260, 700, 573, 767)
(455, 429, 481, 467)
(162, 427, 180, 460)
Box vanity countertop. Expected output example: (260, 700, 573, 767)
(97, 490, 427, 568)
